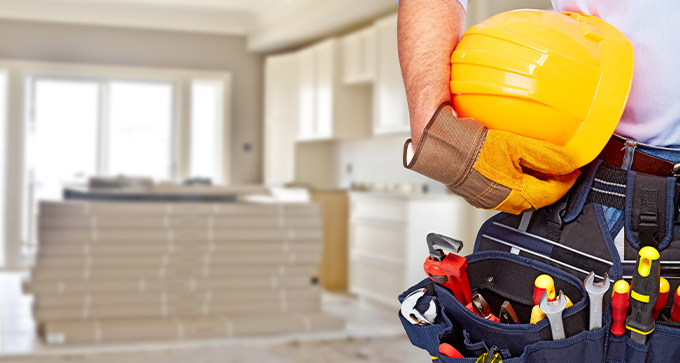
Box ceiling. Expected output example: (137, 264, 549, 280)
(0, 0, 398, 52)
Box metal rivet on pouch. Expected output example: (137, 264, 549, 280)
(487, 276, 494, 284)
(673, 162, 680, 177)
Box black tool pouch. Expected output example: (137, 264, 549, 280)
(400, 159, 680, 362)
(399, 251, 606, 362)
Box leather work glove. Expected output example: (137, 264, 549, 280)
(404, 103, 580, 215)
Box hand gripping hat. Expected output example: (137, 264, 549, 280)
(450, 10, 634, 167)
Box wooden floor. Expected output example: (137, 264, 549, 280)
(0, 272, 429, 362)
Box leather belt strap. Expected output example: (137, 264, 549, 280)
(597, 136, 676, 177)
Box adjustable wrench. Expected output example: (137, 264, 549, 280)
(584, 271, 610, 331)
(539, 290, 567, 340)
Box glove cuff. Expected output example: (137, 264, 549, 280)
(403, 103, 512, 210)
(403, 103, 486, 185)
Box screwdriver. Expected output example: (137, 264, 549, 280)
(533, 274, 573, 306)
(530, 305, 546, 324)
(671, 286, 680, 322)
(438, 343, 464, 359)
(652, 277, 669, 320)
(611, 280, 630, 337)
(625, 246, 661, 344)
(533, 275, 556, 305)
(531, 274, 572, 324)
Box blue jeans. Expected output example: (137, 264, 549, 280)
(602, 135, 680, 228)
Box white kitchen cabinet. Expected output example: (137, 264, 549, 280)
(373, 14, 411, 135)
(349, 192, 471, 309)
(342, 27, 377, 84)
(264, 53, 300, 185)
(296, 38, 371, 142)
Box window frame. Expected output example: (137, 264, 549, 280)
(0, 60, 232, 269)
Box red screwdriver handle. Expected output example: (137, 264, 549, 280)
(671, 288, 680, 322)
(611, 280, 630, 337)
(424, 253, 472, 305)
(611, 290, 629, 337)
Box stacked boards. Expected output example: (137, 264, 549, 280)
(27, 201, 343, 344)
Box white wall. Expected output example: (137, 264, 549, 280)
(334, 133, 447, 194)
(0, 18, 263, 185)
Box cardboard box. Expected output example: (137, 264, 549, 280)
(24, 275, 316, 294)
(37, 240, 323, 257)
(212, 216, 322, 228)
(36, 251, 323, 268)
(34, 251, 322, 269)
(34, 287, 322, 308)
(42, 312, 344, 344)
(39, 227, 323, 244)
(39, 201, 321, 217)
(39, 215, 322, 230)
(30, 264, 318, 282)
(34, 298, 321, 321)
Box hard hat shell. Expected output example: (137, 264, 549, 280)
(450, 10, 634, 168)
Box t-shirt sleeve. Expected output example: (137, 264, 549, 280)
(456, 0, 468, 12)
(398, 0, 466, 12)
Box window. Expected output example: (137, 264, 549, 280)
(10, 64, 231, 263)
(190, 80, 224, 183)
(0, 70, 7, 266)
(23, 79, 100, 245)
(108, 81, 174, 180)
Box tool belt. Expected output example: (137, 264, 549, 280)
(399, 136, 680, 362)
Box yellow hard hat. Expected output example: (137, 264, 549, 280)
(450, 10, 634, 167)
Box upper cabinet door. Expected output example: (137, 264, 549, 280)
(264, 53, 300, 185)
(374, 14, 410, 135)
(315, 39, 335, 139)
(265, 53, 300, 123)
(296, 38, 370, 142)
(342, 31, 362, 84)
(297, 47, 317, 140)
(361, 27, 377, 82)
(342, 27, 377, 85)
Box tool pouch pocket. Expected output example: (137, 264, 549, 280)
(398, 283, 455, 358)
(400, 251, 608, 362)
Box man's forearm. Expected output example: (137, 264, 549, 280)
(397, 0, 465, 147)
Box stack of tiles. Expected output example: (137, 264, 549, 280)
(26, 200, 343, 344)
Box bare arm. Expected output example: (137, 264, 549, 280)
(397, 0, 465, 148)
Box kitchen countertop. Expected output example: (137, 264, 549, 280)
(347, 189, 460, 201)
